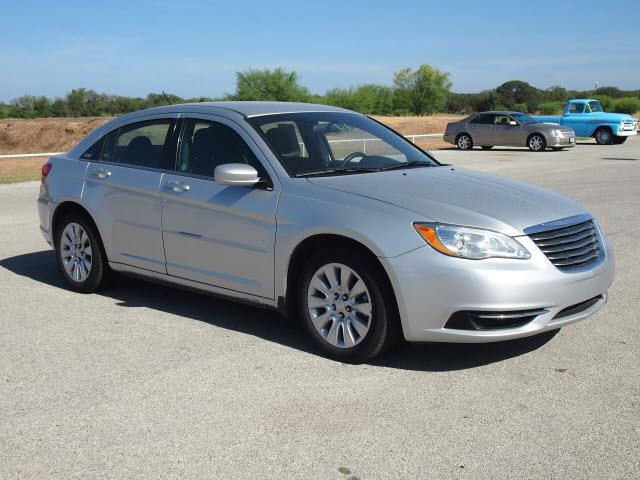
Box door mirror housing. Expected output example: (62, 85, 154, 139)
(509, 120, 518, 126)
(214, 163, 260, 187)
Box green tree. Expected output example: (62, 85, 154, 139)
(392, 65, 451, 115)
(233, 68, 310, 102)
(495, 80, 541, 111)
(324, 84, 395, 114)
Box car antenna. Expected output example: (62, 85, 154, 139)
(162, 91, 173, 105)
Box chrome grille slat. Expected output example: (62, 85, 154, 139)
(540, 235, 597, 253)
(529, 221, 592, 241)
(545, 244, 599, 260)
(527, 217, 602, 272)
(535, 229, 596, 247)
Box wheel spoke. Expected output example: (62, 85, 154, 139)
(310, 276, 330, 297)
(349, 316, 369, 338)
(311, 311, 331, 331)
(325, 318, 339, 345)
(323, 265, 339, 290)
(308, 295, 329, 309)
(342, 322, 356, 348)
(352, 300, 372, 318)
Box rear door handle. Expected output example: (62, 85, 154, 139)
(166, 181, 191, 193)
(92, 168, 112, 179)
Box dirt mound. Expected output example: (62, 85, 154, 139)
(0, 118, 111, 155)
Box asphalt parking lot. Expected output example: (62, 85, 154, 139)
(1, 138, 639, 479)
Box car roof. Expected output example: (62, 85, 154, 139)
(124, 101, 352, 119)
(475, 111, 523, 115)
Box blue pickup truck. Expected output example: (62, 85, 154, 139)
(535, 99, 638, 145)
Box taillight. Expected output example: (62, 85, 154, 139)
(41, 162, 52, 181)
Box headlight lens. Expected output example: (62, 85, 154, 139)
(414, 223, 531, 260)
(551, 129, 563, 137)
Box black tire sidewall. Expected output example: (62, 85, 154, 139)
(55, 214, 107, 293)
(297, 249, 393, 363)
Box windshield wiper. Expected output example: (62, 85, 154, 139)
(295, 167, 381, 177)
(380, 160, 434, 171)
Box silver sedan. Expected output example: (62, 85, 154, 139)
(37, 102, 612, 362)
(444, 111, 576, 151)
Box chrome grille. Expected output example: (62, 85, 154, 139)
(528, 217, 602, 271)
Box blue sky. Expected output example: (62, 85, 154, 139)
(1, 0, 638, 101)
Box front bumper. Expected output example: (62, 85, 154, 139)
(381, 234, 615, 342)
(615, 129, 638, 137)
(549, 135, 576, 147)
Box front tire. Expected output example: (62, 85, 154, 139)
(594, 127, 613, 145)
(298, 249, 399, 362)
(612, 135, 627, 145)
(528, 134, 546, 152)
(55, 213, 111, 293)
(456, 133, 473, 150)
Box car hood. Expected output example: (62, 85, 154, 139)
(584, 112, 635, 122)
(308, 167, 589, 236)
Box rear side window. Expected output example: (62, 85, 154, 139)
(107, 120, 176, 169)
(176, 119, 264, 178)
(471, 114, 495, 124)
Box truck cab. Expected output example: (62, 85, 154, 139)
(535, 99, 638, 144)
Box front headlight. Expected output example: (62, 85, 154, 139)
(414, 223, 531, 260)
(550, 129, 563, 137)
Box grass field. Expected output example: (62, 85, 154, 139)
(0, 115, 458, 184)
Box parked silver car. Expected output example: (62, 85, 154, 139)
(38, 102, 614, 362)
(444, 111, 576, 151)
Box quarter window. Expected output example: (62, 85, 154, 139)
(80, 138, 104, 160)
(177, 119, 263, 178)
(110, 120, 175, 169)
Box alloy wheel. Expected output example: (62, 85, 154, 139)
(457, 135, 471, 150)
(60, 222, 93, 282)
(529, 135, 544, 151)
(306, 263, 373, 348)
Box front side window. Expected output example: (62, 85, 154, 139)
(177, 119, 263, 178)
(110, 120, 175, 169)
(493, 115, 513, 126)
(248, 112, 438, 177)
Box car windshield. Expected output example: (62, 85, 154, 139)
(247, 112, 438, 177)
(511, 113, 540, 124)
(588, 101, 603, 113)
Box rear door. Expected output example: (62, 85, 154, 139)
(468, 114, 495, 145)
(83, 115, 179, 273)
(160, 115, 279, 299)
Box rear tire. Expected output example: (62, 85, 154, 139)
(612, 135, 627, 145)
(594, 127, 613, 145)
(481, 146, 493, 150)
(528, 134, 546, 152)
(456, 133, 473, 150)
(297, 248, 400, 363)
(55, 212, 111, 293)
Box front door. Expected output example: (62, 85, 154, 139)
(161, 116, 279, 299)
(83, 116, 179, 273)
(491, 114, 524, 146)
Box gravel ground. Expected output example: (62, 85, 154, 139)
(1, 138, 638, 479)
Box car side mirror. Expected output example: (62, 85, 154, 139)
(509, 120, 518, 126)
(214, 163, 260, 187)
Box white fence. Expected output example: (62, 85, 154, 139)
(0, 133, 444, 160)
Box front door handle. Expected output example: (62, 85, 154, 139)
(92, 168, 112, 179)
(166, 181, 191, 193)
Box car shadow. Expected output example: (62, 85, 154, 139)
(1, 250, 557, 372)
(601, 157, 638, 161)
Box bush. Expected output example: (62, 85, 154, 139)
(537, 101, 565, 115)
(613, 97, 640, 114)
(512, 103, 528, 113)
